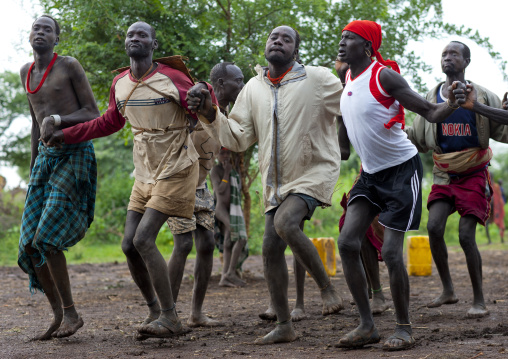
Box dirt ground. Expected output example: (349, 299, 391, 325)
(1, 249, 507, 359)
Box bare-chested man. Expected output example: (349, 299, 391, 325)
(336, 20, 465, 351)
(187, 25, 345, 344)
(207, 62, 248, 287)
(18, 15, 100, 340)
(46, 21, 217, 339)
(407, 41, 508, 319)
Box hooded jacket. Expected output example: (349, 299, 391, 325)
(199, 63, 342, 212)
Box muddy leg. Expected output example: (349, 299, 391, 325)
(361, 238, 388, 315)
(168, 232, 193, 302)
(275, 196, 343, 316)
(254, 213, 296, 345)
(337, 198, 378, 345)
(459, 215, 489, 318)
(427, 201, 458, 308)
(25, 245, 63, 341)
(122, 210, 160, 326)
(188, 225, 222, 327)
(44, 250, 83, 338)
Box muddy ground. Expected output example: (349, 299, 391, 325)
(1, 250, 507, 359)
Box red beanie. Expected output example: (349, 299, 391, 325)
(342, 20, 400, 74)
(343, 20, 405, 129)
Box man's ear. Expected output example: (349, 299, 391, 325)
(55, 35, 60, 45)
(218, 78, 224, 87)
(152, 39, 159, 50)
(294, 48, 299, 60)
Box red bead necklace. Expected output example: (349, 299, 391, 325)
(26, 53, 58, 94)
(267, 66, 292, 85)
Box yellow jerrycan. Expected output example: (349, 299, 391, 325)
(308, 237, 337, 277)
(407, 235, 432, 276)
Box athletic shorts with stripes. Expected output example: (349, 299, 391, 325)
(348, 154, 423, 232)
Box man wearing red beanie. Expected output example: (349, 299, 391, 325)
(336, 20, 465, 351)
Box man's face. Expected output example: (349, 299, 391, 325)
(441, 42, 469, 75)
(125, 22, 156, 59)
(337, 30, 367, 65)
(29, 17, 58, 52)
(264, 26, 297, 66)
(221, 65, 245, 102)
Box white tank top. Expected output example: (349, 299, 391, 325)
(340, 61, 417, 174)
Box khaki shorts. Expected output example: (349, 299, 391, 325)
(166, 186, 215, 234)
(128, 162, 198, 219)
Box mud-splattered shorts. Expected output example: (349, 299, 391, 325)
(166, 186, 215, 234)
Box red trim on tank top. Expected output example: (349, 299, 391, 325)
(369, 62, 395, 109)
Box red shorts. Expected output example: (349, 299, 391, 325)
(427, 168, 491, 225)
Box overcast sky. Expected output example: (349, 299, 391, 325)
(2, 0, 508, 187)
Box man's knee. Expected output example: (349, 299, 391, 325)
(380, 245, 403, 268)
(262, 234, 286, 258)
(194, 228, 215, 255)
(427, 219, 446, 240)
(173, 232, 194, 255)
(273, 210, 301, 240)
(121, 235, 137, 257)
(458, 231, 476, 251)
(338, 234, 361, 258)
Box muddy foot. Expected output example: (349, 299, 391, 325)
(219, 274, 246, 287)
(254, 322, 297, 345)
(52, 312, 84, 338)
(335, 326, 380, 348)
(139, 316, 190, 338)
(290, 307, 307, 322)
(259, 306, 277, 321)
(382, 326, 415, 351)
(371, 297, 389, 315)
(321, 285, 344, 315)
(32, 311, 63, 341)
(187, 314, 223, 327)
(426, 293, 458, 308)
(466, 304, 489, 318)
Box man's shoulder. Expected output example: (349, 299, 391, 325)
(111, 70, 130, 88)
(469, 81, 499, 99)
(155, 63, 194, 84)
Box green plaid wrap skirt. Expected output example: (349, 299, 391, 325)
(18, 141, 97, 293)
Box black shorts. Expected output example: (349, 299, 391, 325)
(348, 154, 423, 232)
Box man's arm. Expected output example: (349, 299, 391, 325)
(46, 81, 126, 146)
(210, 164, 230, 196)
(28, 100, 40, 175)
(379, 68, 463, 123)
(337, 116, 350, 160)
(458, 85, 508, 125)
(39, 58, 101, 143)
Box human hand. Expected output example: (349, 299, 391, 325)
(502, 92, 508, 110)
(447, 81, 467, 108)
(186, 84, 214, 121)
(223, 159, 232, 173)
(334, 60, 349, 84)
(40, 116, 56, 144)
(43, 130, 64, 148)
(458, 83, 477, 111)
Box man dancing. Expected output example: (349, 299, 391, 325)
(407, 41, 508, 319)
(187, 25, 344, 344)
(336, 20, 464, 351)
(47, 21, 217, 338)
(18, 15, 100, 340)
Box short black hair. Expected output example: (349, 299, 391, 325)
(38, 15, 60, 36)
(210, 62, 236, 88)
(131, 21, 156, 39)
(450, 41, 471, 61)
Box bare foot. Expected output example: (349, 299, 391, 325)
(53, 311, 84, 338)
(139, 316, 190, 338)
(426, 292, 459, 308)
(371, 297, 389, 315)
(219, 273, 246, 287)
(254, 323, 297, 345)
(382, 326, 415, 351)
(187, 314, 223, 327)
(32, 307, 63, 341)
(336, 326, 380, 348)
(321, 285, 344, 315)
(259, 306, 277, 321)
(466, 304, 489, 318)
(290, 307, 307, 322)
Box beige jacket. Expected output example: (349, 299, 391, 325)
(406, 81, 508, 184)
(199, 63, 342, 212)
